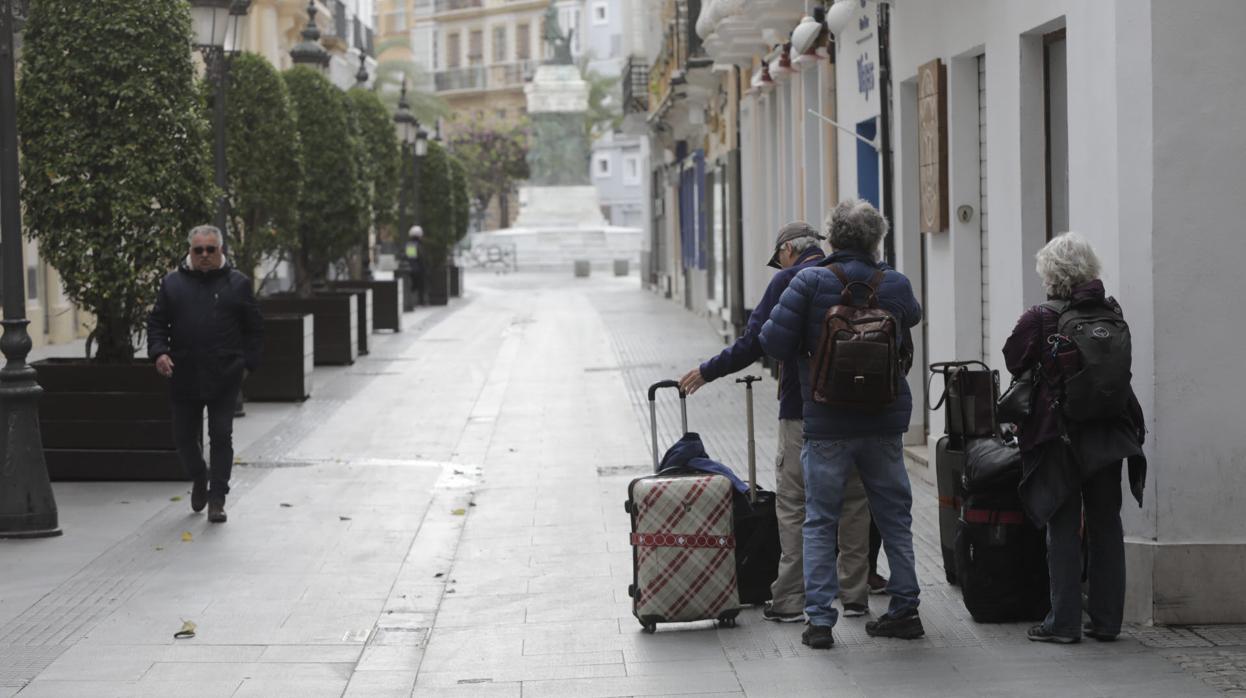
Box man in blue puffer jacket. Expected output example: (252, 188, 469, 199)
(759, 199, 924, 648)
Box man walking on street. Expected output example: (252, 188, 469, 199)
(679, 221, 874, 622)
(760, 199, 924, 648)
(148, 225, 263, 524)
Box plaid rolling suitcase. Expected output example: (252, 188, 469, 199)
(626, 380, 741, 633)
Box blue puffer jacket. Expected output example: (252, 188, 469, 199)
(759, 250, 922, 440)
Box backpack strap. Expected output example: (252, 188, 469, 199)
(829, 264, 884, 307)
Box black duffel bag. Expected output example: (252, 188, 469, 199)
(962, 436, 1022, 494)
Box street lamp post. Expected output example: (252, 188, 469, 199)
(0, 0, 61, 539)
(289, 0, 329, 70)
(189, 0, 251, 244)
(393, 79, 416, 310)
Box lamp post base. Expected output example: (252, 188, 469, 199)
(0, 318, 61, 539)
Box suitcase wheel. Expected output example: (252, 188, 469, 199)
(641, 622, 657, 634)
(627, 584, 635, 598)
(624, 500, 632, 514)
(717, 616, 737, 629)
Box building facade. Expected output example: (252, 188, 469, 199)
(652, 0, 1246, 625)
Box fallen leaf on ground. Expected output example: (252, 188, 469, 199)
(170, 496, 182, 502)
(339, 516, 352, 521)
(181, 531, 193, 543)
(155, 546, 164, 551)
(280, 503, 293, 508)
(469, 502, 477, 507)
(173, 620, 196, 639)
(451, 508, 466, 516)
(434, 572, 444, 578)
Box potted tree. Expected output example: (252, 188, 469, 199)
(213, 53, 311, 402)
(18, 0, 213, 479)
(327, 88, 403, 332)
(447, 153, 470, 298)
(417, 141, 452, 306)
(262, 66, 370, 365)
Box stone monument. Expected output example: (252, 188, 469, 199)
(472, 2, 639, 271)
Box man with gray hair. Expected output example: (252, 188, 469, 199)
(679, 221, 830, 623)
(147, 225, 263, 523)
(760, 199, 924, 648)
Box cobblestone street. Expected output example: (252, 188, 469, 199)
(1, 271, 1243, 697)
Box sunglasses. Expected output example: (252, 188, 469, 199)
(192, 246, 218, 255)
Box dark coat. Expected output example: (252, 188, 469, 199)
(1002, 279, 1147, 525)
(758, 250, 922, 440)
(699, 247, 825, 420)
(147, 260, 263, 401)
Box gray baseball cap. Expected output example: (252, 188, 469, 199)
(767, 221, 824, 269)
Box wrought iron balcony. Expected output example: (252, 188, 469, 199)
(433, 0, 483, 13)
(623, 56, 649, 114)
(433, 60, 538, 93)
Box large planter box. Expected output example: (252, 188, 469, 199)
(320, 289, 371, 355)
(260, 293, 358, 365)
(244, 314, 313, 402)
(426, 264, 450, 306)
(449, 265, 461, 298)
(34, 359, 189, 481)
(327, 280, 402, 332)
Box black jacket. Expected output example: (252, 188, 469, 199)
(147, 260, 263, 401)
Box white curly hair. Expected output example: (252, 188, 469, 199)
(825, 198, 887, 261)
(1035, 232, 1101, 299)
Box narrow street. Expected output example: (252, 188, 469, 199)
(1, 271, 1241, 697)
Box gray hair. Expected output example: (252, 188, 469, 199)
(1036, 232, 1101, 299)
(188, 225, 223, 246)
(826, 198, 886, 260)
(784, 235, 823, 255)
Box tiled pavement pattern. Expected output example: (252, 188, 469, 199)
(2, 271, 1242, 697)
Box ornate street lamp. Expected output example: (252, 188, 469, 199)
(0, 0, 60, 538)
(289, 0, 329, 70)
(190, 0, 251, 240)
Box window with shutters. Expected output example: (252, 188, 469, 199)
(516, 23, 530, 60)
(446, 32, 460, 68)
(468, 29, 483, 66)
(493, 25, 507, 63)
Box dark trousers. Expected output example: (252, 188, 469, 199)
(1044, 462, 1125, 637)
(869, 518, 882, 575)
(172, 386, 240, 500)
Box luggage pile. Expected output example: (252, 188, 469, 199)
(625, 379, 781, 633)
(928, 361, 1050, 623)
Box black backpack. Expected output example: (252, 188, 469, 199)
(1044, 298, 1133, 422)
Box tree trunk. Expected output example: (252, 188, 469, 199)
(93, 315, 136, 363)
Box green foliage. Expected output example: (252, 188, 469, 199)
(347, 88, 400, 233)
(416, 141, 453, 266)
(282, 66, 368, 293)
(448, 125, 529, 225)
(210, 52, 302, 282)
(584, 67, 623, 141)
(18, 0, 213, 362)
(448, 154, 470, 244)
(373, 37, 449, 125)
(340, 88, 373, 273)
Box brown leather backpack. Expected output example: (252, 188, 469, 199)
(809, 264, 901, 409)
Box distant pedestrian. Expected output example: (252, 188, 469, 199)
(760, 199, 924, 648)
(1003, 232, 1146, 644)
(405, 225, 426, 306)
(147, 225, 264, 524)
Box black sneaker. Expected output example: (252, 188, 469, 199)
(868, 573, 888, 595)
(191, 479, 208, 513)
(801, 624, 834, 649)
(1027, 624, 1079, 644)
(865, 609, 924, 639)
(1082, 623, 1118, 642)
(842, 603, 868, 618)
(762, 603, 804, 623)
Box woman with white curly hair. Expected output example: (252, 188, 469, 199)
(1003, 232, 1147, 645)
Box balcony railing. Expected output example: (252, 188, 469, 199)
(433, 0, 483, 13)
(622, 56, 649, 114)
(434, 60, 538, 92)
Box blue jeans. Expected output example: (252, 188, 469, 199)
(802, 435, 920, 627)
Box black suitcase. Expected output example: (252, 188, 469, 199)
(934, 436, 964, 584)
(954, 437, 1050, 623)
(733, 376, 781, 606)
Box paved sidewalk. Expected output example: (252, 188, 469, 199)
(1, 271, 1243, 697)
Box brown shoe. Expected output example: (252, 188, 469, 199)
(207, 500, 227, 523)
(191, 479, 208, 513)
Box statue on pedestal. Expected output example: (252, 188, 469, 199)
(542, 2, 574, 66)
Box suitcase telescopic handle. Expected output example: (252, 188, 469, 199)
(736, 375, 762, 503)
(648, 380, 688, 473)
